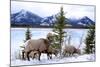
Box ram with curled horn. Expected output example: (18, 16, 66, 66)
(21, 33, 53, 61)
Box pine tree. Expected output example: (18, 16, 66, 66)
(52, 7, 67, 56)
(20, 28, 31, 49)
(84, 25, 95, 54)
(25, 28, 31, 42)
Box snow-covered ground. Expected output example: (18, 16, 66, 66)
(11, 54, 95, 66)
(11, 28, 95, 66)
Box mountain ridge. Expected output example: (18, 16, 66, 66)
(11, 9, 95, 28)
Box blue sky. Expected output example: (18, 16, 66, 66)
(11, 1, 95, 21)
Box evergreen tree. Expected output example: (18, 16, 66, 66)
(20, 28, 31, 48)
(25, 28, 31, 42)
(84, 25, 95, 54)
(52, 7, 67, 56)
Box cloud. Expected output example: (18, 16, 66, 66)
(11, 1, 95, 20)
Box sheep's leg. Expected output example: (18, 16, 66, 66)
(26, 52, 30, 61)
(47, 53, 50, 60)
(32, 55, 35, 60)
(70, 53, 72, 57)
(32, 53, 37, 60)
(22, 50, 25, 60)
(69, 52, 71, 57)
(70, 53, 73, 57)
(72, 53, 74, 57)
(50, 55, 52, 59)
(38, 51, 41, 61)
(64, 52, 66, 57)
(68, 53, 70, 57)
(47, 53, 52, 60)
(54, 53, 57, 57)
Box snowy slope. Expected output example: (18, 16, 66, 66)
(11, 9, 95, 28)
(11, 9, 42, 25)
(11, 28, 95, 66)
(11, 54, 95, 66)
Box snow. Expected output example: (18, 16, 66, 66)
(40, 22, 50, 26)
(11, 28, 95, 66)
(78, 22, 87, 26)
(11, 54, 95, 66)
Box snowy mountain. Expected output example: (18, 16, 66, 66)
(68, 16, 95, 28)
(77, 16, 95, 26)
(11, 9, 42, 27)
(41, 15, 94, 28)
(11, 9, 95, 28)
(40, 15, 56, 26)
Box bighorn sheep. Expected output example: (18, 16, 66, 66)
(62, 45, 81, 56)
(22, 33, 53, 61)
